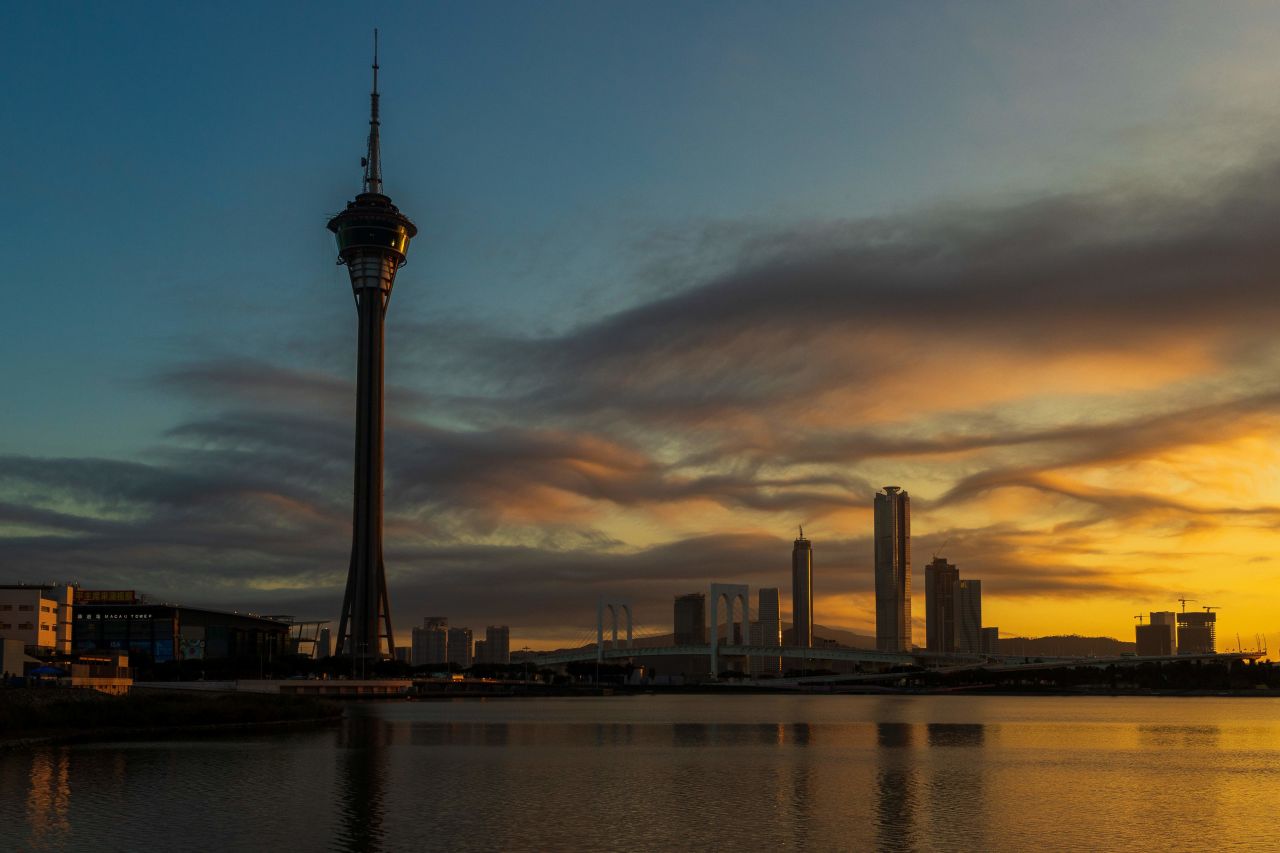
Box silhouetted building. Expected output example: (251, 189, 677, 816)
(792, 528, 813, 648)
(980, 626, 999, 655)
(1177, 610, 1216, 654)
(447, 626, 473, 668)
(411, 617, 448, 666)
(874, 487, 911, 652)
(473, 640, 487, 664)
(674, 593, 706, 645)
(485, 625, 510, 665)
(0, 584, 73, 656)
(753, 587, 782, 676)
(1137, 611, 1177, 656)
(316, 627, 332, 659)
(72, 602, 289, 663)
(957, 579, 982, 653)
(332, 39, 418, 661)
(924, 558, 959, 653)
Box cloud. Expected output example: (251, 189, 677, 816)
(11, 157, 1280, 642)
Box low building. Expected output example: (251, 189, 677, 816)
(0, 584, 73, 656)
(69, 651, 132, 694)
(72, 601, 290, 663)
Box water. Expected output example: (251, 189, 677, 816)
(4, 695, 1279, 852)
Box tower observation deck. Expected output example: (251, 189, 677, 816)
(330, 31, 417, 660)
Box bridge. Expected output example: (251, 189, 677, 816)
(532, 590, 1265, 680)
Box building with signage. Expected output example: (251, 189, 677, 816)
(72, 601, 289, 663)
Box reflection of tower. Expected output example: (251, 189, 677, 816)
(874, 486, 911, 652)
(332, 32, 418, 660)
(791, 528, 813, 647)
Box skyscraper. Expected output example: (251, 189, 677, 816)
(674, 593, 706, 645)
(411, 617, 448, 667)
(874, 487, 911, 652)
(1137, 611, 1177, 656)
(447, 626, 473, 668)
(754, 587, 782, 676)
(791, 528, 813, 648)
(924, 557, 959, 653)
(485, 625, 511, 665)
(956, 579, 982, 654)
(332, 33, 418, 660)
(1177, 610, 1216, 654)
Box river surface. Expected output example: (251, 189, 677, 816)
(3, 694, 1278, 852)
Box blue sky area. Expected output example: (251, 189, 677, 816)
(6, 3, 1280, 646)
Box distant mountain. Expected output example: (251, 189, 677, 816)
(996, 634, 1136, 657)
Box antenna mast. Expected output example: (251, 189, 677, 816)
(363, 28, 383, 195)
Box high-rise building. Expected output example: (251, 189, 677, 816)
(332, 35, 419, 661)
(485, 625, 511, 665)
(924, 557, 960, 653)
(874, 486, 912, 652)
(791, 529, 813, 648)
(754, 588, 782, 676)
(980, 626, 999, 655)
(957, 580, 982, 654)
(315, 627, 332, 659)
(674, 593, 706, 645)
(1177, 610, 1216, 654)
(473, 640, 488, 664)
(447, 626, 473, 668)
(411, 617, 449, 667)
(1137, 611, 1178, 656)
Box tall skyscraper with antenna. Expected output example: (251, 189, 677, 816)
(791, 527, 813, 648)
(330, 32, 418, 660)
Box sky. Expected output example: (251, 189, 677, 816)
(5, 2, 1280, 651)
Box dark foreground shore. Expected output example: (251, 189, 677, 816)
(0, 689, 343, 749)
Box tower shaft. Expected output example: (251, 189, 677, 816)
(330, 34, 417, 662)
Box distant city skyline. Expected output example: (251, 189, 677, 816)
(5, 4, 1280, 652)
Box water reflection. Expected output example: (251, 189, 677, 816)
(25, 748, 71, 849)
(876, 723, 919, 852)
(1137, 724, 1221, 750)
(336, 712, 389, 853)
(927, 723, 985, 748)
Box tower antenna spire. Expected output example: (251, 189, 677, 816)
(363, 28, 382, 195)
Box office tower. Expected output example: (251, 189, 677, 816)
(924, 557, 960, 653)
(473, 640, 488, 664)
(674, 593, 707, 645)
(1137, 611, 1177, 656)
(332, 34, 419, 660)
(411, 617, 449, 667)
(956, 580, 982, 653)
(791, 528, 813, 648)
(980, 626, 999, 655)
(874, 486, 911, 652)
(316, 627, 332, 659)
(1177, 610, 1216, 654)
(485, 626, 511, 665)
(754, 587, 782, 676)
(447, 626, 473, 668)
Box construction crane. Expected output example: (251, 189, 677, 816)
(1178, 597, 1197, 612)
(932, 538, 952, 560)
(1134, 614, 1146, 625)
(1202, 605, 1219, 612)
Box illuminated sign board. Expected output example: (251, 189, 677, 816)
(76, 590, 136, 604)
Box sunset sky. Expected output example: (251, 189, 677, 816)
(5, 2, 1280, 651)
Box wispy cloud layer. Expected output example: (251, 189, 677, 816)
(7, 158, 1280, 644)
